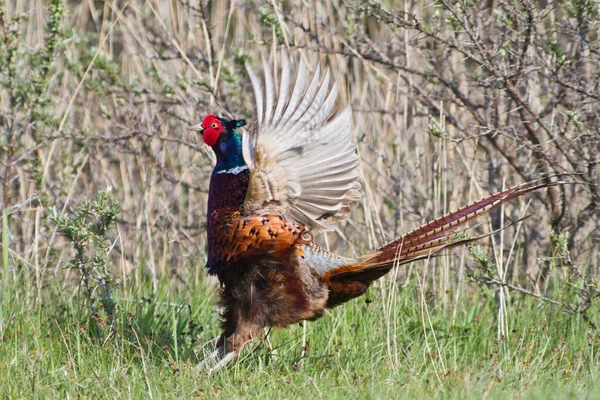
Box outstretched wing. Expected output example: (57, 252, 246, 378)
(241, 55, 361, 230)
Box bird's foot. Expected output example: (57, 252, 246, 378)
(194, 347, 222, 373)
(194, 345, 237, 375)
(209, 351, 237, 373)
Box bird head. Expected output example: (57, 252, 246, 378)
(191, 115, 247, 147)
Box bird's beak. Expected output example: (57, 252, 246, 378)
(190, 123, 205, 134)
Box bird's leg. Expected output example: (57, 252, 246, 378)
(194, 340, 224, 372)
(195, 337, 240, 375)
(195, 344, 236, 375)
(208, 351, 237, 373)
(194, 320, 263, 374)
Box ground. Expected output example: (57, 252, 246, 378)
(1, 275, 598, 399)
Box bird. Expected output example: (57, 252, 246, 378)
(190, 55, 559, 372)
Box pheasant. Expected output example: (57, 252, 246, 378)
(191, 55, 559, 372)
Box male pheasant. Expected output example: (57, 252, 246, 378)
(191, 55, 558, 371)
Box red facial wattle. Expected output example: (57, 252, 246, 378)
(201, 115, 224, 147)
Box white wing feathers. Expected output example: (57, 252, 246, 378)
(242, 56, 361, 230)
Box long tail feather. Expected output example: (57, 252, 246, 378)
(322, 178, 563, 307)
(362, 179, 558, 267)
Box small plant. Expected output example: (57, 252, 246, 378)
(543, 230, 598, 319)
(565, 110, 583, 128)
(49, 187, 120, 339)
(258, 7, 286, 43)
(0, 0, 65, 276)
(466, 244, 496, 282)
(428, 121, 447, 139)
(467, 230, 598, 324)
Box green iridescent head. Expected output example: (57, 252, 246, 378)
(191, 115, 247, 173)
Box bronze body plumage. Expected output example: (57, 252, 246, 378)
(191, 55, 558, 372)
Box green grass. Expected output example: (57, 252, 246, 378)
(1, 274, 598, 399)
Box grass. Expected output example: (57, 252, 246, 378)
(1, 271, 598, 399)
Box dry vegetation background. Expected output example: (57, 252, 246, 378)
(1, 0, 599, 318)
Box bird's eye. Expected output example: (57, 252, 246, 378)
(211, 123, 218, 129)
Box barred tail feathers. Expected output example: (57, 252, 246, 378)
(360, 179, 555, 268)
(322, 179, 560, 307)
